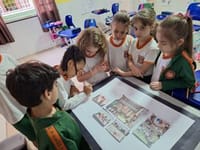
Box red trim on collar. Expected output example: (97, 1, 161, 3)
(162, 53, 174, 59)
(181, 51, 194, 70)
(110, 36, 126, 47)
(0, 54, 2, 63)
(136, 37, 152, 49)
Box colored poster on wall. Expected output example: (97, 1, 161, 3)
(55, 0, 71, 4)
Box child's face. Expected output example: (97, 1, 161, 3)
(50, 81, 59, 104)
(156, 27, 177, 54)
(85, 46, 99, 57)
(111, 22, 128, 41)
(132, 20, 151, 40)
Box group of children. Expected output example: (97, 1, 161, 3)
(0, 7, 196, 150)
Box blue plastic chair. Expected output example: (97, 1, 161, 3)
(65, 15, 76, 29)
(156, 11, 173, 21)
(111, 3, 119, 15)
(58, 15, 81, 46)
(84, 19, 97, 28)
(187, 70, 200, 109)
(170, 70, 200, 109)
(187, 2, 200, 31)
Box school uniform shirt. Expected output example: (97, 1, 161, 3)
(57, 77, 88, 110)
(108, 34, 134, 71)
(30, 110, 89, 150)
(0, 53, 27, 124)
(153, 51, 195, 91)
(129, 37, 159, 76)
(84, 53, 108, 85)
(151, 52, 171, 82)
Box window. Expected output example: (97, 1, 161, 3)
(0, 0, 36, 23)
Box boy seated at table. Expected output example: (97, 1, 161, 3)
(6, 61, 91, 150)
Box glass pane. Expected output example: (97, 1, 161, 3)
(0, 0, 36, 23)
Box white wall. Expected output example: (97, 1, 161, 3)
(0, 0, 199, 59)
(0, 17, 56, 59)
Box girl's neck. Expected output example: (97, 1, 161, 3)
(136, 36, 152, 49)
(0, 54, 2, 63)
(30, 104, 56, 118)
(85, 53, 97, 58)
(162, 52, 175, 59)
(110, 35, 126, 47)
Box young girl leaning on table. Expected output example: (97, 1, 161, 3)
(76, 27, 109, 86)
(54, 45, 93, 111)
(150, 13, 196, 99)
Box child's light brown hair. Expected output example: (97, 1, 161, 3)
(159, 14, 193, 57)
(112, 10, 130, 27)
(76, 27, 107, 57)
(131, 8, 156, 27)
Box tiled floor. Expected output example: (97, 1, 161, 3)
(18, 46, 67, 66)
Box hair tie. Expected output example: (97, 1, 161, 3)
(176, 12, 190, 20)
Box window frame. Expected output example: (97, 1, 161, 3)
(0, 0, 37, 23)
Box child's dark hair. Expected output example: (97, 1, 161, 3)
(76, 28, 108, 57)
(60, 45, 85, 71)
(159, 14, 193, 57)
(112, 10, 130, 27)
(6, 61, 60, 107)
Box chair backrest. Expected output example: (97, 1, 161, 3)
(187, 2, 200, 21)
(65, 15, 76, 29)
(84, 19, 97, 28)
(111, 3, 119, 15)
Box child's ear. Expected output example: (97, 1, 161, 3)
(67, 59, 74, 69)
(43, 89, 51, 100)
(177, 38, 184, 47)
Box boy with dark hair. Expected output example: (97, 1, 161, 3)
(6, 61, 90, 150)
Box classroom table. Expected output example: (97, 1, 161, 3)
(71, 76, 200, 150)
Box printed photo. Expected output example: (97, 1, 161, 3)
(106, 120, 130, 142)
(92, 94, 108, 106)
(93, 109, 113, 126)
(133, 114, 170, 148)
(106, 95, 148, 128)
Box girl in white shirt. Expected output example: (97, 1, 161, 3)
(55, 45, 92, 110)
(76, 27, 109, 85)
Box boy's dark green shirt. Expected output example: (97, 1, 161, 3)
(31, 110, 90, 150)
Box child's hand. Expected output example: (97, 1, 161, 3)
(128, 63, 143, 78)
(83, 84, 93, 95)
(93, 63, 107, 73)
(150, 81, 162, 90)
(112, 67, 124, 76)
(70, 85, 80, 97)
(127, 53, 133, 61)
(100, 61, 109, 72)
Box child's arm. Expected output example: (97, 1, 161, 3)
(150, 81, 162, 90)
(127, 53, 154, 77)
(112, 67, 133, 77)
(77, 61, 108, 82)
(57, 79, 92, 110)
(69, 85, 80, 97)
